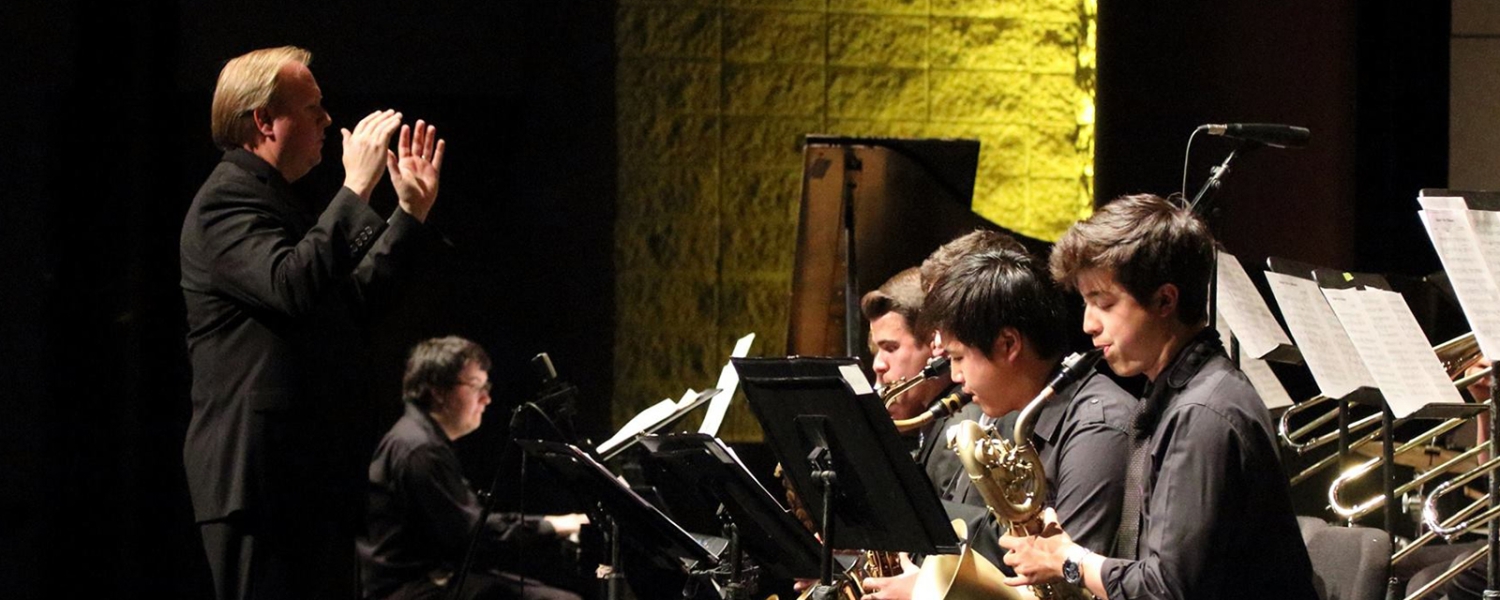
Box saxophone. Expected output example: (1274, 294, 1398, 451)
(773, 463, 901, 600)
(950, 349, 1103, 600)
(774, 356, 951, 598)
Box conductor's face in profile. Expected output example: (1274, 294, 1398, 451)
(431, 360, 492, 441)
(253, 61, 333, 183)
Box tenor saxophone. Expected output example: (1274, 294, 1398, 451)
(950, 349, 1103, 600)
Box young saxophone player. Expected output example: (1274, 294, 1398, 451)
(859, 245, 1136, 600)
(1001, 194, 1316, 600)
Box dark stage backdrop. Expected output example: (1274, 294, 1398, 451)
(1097, 0, 1449, 279)
(1, 2, 614, 598)
(0, 1, 1457, 598)
(1095, 0, 1454, 528)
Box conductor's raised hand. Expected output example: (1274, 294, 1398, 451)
(341, 109, 402, 201)
(387, 119, 444, 223)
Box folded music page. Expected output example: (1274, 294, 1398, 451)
(1215, 250, 1294, 360)
(698, 332, 756, 436)
(598, 395, 687, 455)
(1317, 274, 1462, 418)
(1215, 310, 1294, 409)
(1419, 193, 1500, 358)
(1264, 261, 1375, 399)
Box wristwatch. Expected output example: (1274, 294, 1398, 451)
(1062, 545, 1091, 586)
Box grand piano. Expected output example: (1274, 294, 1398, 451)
(787, 134, 1054, 361)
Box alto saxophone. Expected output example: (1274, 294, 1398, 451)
(950, 349, 1103, 600)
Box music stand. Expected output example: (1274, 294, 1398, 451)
(597, 388, 722, 462)
(731, 356, 962, 597)
(517, 439, 719, 599)
(639, 433, 824, 585)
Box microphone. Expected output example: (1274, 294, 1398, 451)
(530, 352, 577, 420)
(1202, 123, 1310, 148)
(531, 352, 557, 385)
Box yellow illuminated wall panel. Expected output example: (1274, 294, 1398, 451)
(615, 0, 1097, 439)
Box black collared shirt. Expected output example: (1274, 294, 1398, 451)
(1100, 330, 1317, 600)
(358, 403, 554, 599)
(938, 369, 1134, 562)
(916, 384, 978, 497)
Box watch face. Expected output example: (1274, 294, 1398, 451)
(1063, 559, 1082, 585)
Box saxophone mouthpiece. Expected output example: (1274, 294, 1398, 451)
(929, 392, 970, 419)
(1049, 348, 1105, 392)
(922, 355, 951, 378)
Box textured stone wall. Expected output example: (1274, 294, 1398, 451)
(615, 0, 1097, 440)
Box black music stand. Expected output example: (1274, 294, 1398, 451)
(731, 356, 962, 599)
(640, 433, 824, 597)
(517, 439, 719, 600)
(597, 388, 722, 462)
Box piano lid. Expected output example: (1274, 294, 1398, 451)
(787, 135, 1049, 359)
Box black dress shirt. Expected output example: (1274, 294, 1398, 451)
(936, 369, 1134, 565)
(359, 403, 555, 599)
(916, 385, 978, 498)
(1100, 330, 1317, 600)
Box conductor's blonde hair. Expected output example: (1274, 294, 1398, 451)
(210, 46, 312, 150)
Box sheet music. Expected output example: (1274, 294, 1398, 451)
(698, 333, 756, 436)
(1419, 195, 1500, 358)
(598, 395, 685, 454)
(1320, 284, 1462, 418)
(1469, 204, 1500, 280)
(838, 364, 874, 396)
(1264, 272, 1375, 398)
(1215, 251, 1293, 359)
(1216, 310, 1293, 409)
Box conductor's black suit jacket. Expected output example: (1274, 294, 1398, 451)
(180, 149, 428, 528)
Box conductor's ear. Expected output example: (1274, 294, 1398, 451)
(252, 107, 275, 138)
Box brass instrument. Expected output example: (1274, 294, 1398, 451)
(1323, 332, 1495, 518)
(774, 462, 897, 600)
(1328, 435, 1488, 520)
(1280, 332, 1483, 454)
(878, 355, 970, 434)
(910, 519, 1018, 600)
(1393, 453, 1500, 599)
(1421, 453, 1500, 541)
(950, 349, 1103, 600)
(881, 356, 951, 409)
(894, 392, 972, 434)
(1316, 333, 1500, 600)
(1285, 332, 1491, 486)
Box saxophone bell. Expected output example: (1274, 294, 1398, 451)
(946, 349, 1102, 600)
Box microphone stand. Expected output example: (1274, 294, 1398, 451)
(449, 404, 530, 600)
(449, 366, 580, 600)
(1186, 142, 1254, 336)
(1187, 145, 1243, 217)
